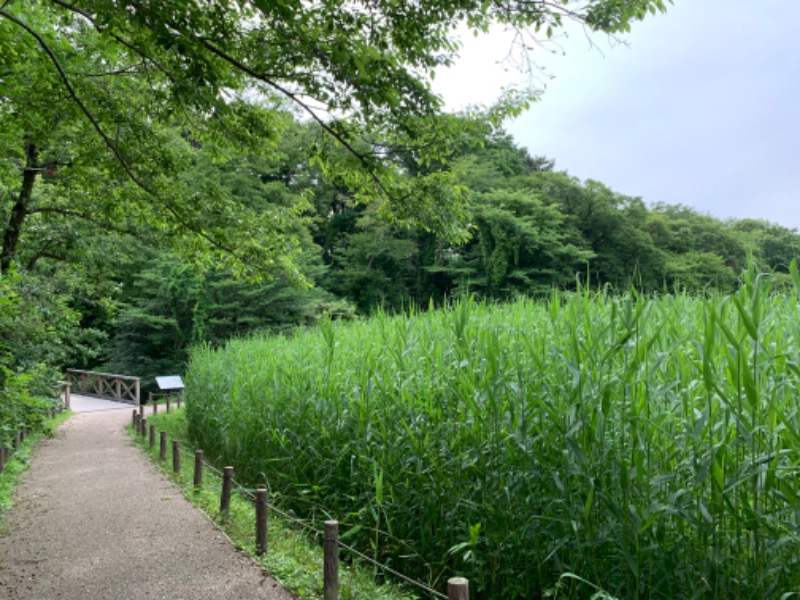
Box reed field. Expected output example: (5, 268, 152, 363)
(185, 264, 800, 599)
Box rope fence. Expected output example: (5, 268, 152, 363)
(132, 405, 468, 600)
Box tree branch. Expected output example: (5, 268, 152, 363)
(46, 0, 177, 83)
(28, 206, 151, 240)
(133, 6, 397, 201)
(0, 7, 253, 267)
(69, 66, 143, 78)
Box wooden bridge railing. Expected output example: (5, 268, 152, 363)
(66, 369, 140, 406)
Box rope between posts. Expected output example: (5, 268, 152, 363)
(338, 540, 448, 600)
(171, 441, 322, 535)
(227, 473, 449, 599)
(155, 428, 450, 599)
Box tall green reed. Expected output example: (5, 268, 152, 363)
(185, 263, 800, 599)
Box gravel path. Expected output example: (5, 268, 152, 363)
(0, 403, 294, 599)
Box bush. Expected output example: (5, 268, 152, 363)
(0, 368, 59, 447)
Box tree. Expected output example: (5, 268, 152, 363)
(0, 3, 305, 278)
(730, 219, 800, 273)
(0, 0, 672, 403)
(1, 0, 672, 275)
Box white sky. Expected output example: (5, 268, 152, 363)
(432, 0, 800, 230)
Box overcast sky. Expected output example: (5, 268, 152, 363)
(433, 0, 800, 230)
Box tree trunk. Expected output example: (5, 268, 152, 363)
(2, 139, 38, 273)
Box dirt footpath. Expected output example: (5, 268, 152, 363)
(0, 404, 294, 599)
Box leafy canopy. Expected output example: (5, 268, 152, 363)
(0, 0, 671, 275)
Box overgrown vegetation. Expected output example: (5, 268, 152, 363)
(185, 263, 800, 599)
(0, 269, 74, 443)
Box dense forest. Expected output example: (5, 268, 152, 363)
(0, 0, 695, 402)
(2, 113, 798, 392)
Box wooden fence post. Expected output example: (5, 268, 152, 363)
(140, 417, 147, 438)
(324, 520, 339, 600)
(149, 424, 156, 449)
(132, 409, 137, 427)
(13, 431, 20, 450)
(194, 450, 203, 488)
(159, 431, 167, 461)
(177, 393, 182, 409)
(166, 396, 171, 413)
(448, 577, 469, 600)
(255, 488, 268, 556)
(0, 446, 5, 474)
(172, 440, 180, 473)
(220, 466, 233, 514)
(64, 382, 71, 410)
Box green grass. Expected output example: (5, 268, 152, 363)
(0, 410, 72, 520)
(182, 262, 800, 599)
(132, 409, 420, 600)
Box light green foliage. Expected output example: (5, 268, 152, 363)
(664, 250, 738, 292)
(0, 268, 91, 429)
(0, 0, 672, 275)
(649, 204, 747, 269)
(186, 264, 800, 599)
(0, 1, 306, 278)
(462, 188, 593, 296)
(731, 219, 800, 274)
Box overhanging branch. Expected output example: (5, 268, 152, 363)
(0, 7, 254, 268)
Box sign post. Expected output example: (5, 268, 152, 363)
(155, 376, 185, 408)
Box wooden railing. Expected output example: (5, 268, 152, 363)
(66, 369, 140, 406)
